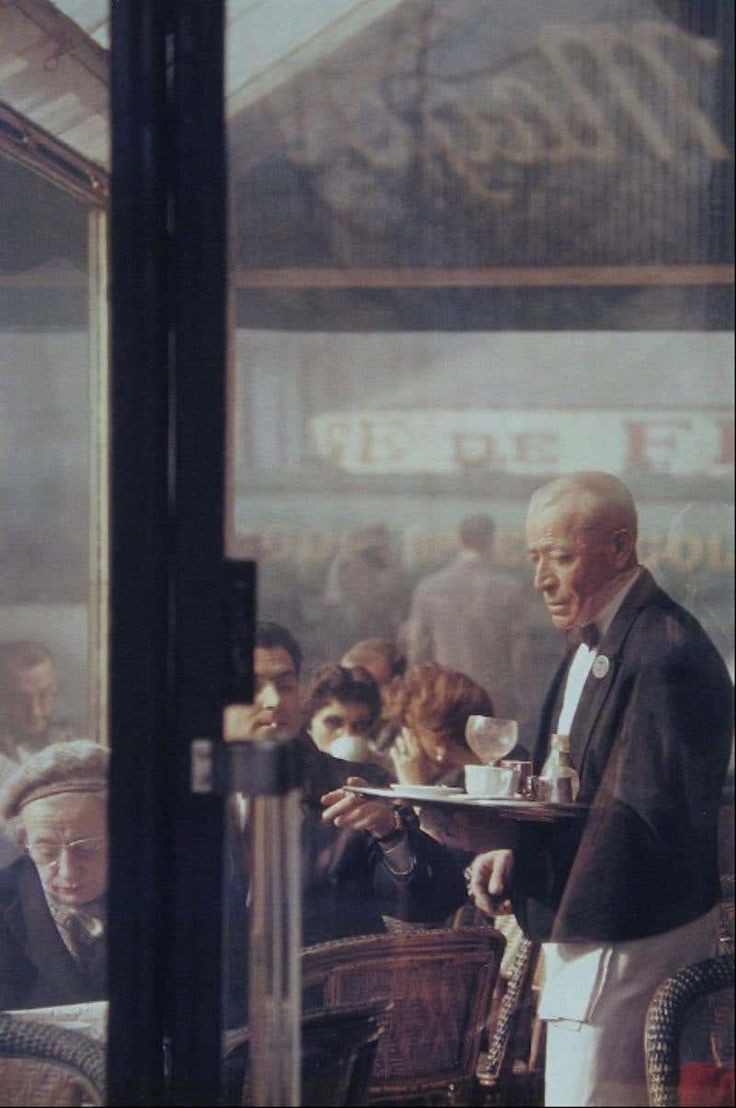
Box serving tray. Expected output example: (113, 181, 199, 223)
(343, 783, 586, 823)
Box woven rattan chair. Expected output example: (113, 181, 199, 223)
(223, 1000, 391, 1107)
(475, 936, 542, 1105)
(645, 952, 735, 1107)
(718, 873, 734, 955)
(302, 927, 506, 1105)
(0, 1012, 106, 1106)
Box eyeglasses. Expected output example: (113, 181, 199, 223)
(27, 837, 107, 868)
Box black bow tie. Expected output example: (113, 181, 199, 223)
(566, 623, 600, 649)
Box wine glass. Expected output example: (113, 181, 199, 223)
(465, 716, 518, 764)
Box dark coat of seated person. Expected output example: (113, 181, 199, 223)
(223, 729, 467, 1027)
(0, 740, 108, 1011)
(222, 622, 469, 1026)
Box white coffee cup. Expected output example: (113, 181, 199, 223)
(464, 764, 517, 797)
(329, 734, 371, 762)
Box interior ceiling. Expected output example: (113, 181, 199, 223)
(0, 0, 406, 171)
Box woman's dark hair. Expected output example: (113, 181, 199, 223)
(302, 664, 382, 729)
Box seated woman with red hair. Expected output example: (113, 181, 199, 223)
(384, 663, 527, 962)
(385, 662, 494, 789)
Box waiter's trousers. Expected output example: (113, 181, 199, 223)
(542, 909, 718, 1107)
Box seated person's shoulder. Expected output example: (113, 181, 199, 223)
(298, 733, 390, 798)
(0, 855, 26, 906)
(325, 753, 390, 789)
(348, 758, 389, 787)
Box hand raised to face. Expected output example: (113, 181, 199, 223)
(391, 727, 439, 785)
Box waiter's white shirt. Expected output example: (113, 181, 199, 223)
(539, 566, 718, 1024)
(554, 568, 639, 738)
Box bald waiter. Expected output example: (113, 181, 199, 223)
(467, 472, 732, 1107)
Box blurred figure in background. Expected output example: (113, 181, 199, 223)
(234, 532, 306, 647)
(324, 525, 407, 649)
(0, 642, 75, 773)
(0, 740, 108, 1010)
(0, 641, 79, 871)
(341, 637, 406, 688)
(407, 515, 527, 718)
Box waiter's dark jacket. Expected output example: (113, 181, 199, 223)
(513, 568, 733, 944)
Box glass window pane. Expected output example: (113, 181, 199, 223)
(0, 149, 108, 1063)
(0, 151, 93, 758)
(225, 2, 733, 1102)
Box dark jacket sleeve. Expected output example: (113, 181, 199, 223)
(0, 918, 33, 1010)
(371, 826, 469, 923)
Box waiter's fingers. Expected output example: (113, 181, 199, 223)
(466, 850, 514, 917)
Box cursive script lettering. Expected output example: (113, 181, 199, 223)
(287, 20, 729, 186)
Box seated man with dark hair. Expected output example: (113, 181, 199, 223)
(224, 622, 466, 1025)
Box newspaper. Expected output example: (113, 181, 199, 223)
(6, 1000, 108, 1043)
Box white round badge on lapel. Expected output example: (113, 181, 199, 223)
(592, 654, 610, 679)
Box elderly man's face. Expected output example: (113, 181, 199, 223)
(2, 660, 59, 742)
(526, 498, 623, 631)
(22, 793, 107, 906)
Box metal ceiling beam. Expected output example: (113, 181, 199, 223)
(9, 0, 108, 77)
(0, 99, 109, 204)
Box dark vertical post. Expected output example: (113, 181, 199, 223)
(108, 2, 170, 1103)
(108, 0, 227, 1103)
(167, 0, 228, 1101)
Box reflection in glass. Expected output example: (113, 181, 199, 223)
(0, 154, 97, 878)
(225, 1, 733, 1102)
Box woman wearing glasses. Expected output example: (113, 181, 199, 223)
(0, 739, 107, 1010)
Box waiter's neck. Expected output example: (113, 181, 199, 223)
(576, 564, 641, 631)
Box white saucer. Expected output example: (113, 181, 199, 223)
(389, 783, 464, 799)
(462, 792, 526, 801)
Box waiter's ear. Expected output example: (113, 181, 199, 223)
(611, 527, 635, 568)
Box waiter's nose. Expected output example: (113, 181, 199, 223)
(533, 558, 555, 593)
